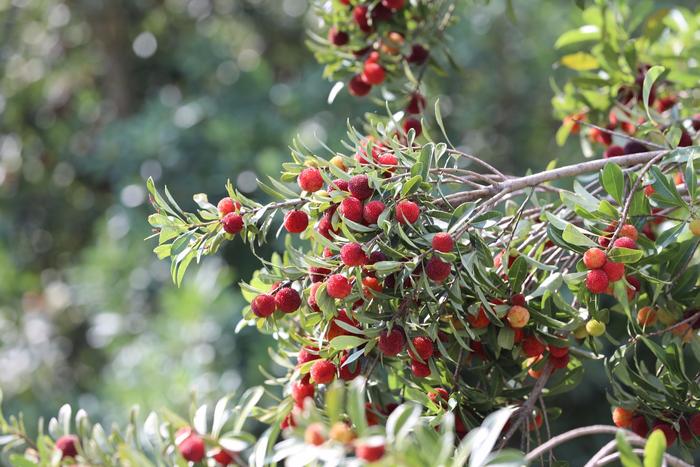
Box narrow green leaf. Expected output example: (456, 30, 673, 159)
(643, 429, 666, 467)
(615, 431, 642, 467)
(608, 247, 643, 264)
(601, 163, 625, 205)
(329, 335, 367, 350)
(642, 66, 665, 122)
(562, 224, 597, 247)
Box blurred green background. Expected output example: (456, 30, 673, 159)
(0, 0, 693, 463)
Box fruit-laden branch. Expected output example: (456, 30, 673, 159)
(524, 425, 693, 467)
(440, 149, 671, 206)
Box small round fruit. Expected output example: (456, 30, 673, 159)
(310, 360, 336, 384)
(506, 305, 530, 329)
(432, 232, 454, 252)
(428, 388, 449, 404)
(348, 75, 371, 96)
(586, 269, 610, 294)
(178, 434, 205, 462)
(378, 328, 405, 356)
(408, 336, 434, 361)
(688, 413, 700, 436)
(630, 416, 649, 438)
(298, 168, 324, 192)
(612, 407, 634, 428)
(251, 294, 276, 318)
(425, 257, 451, 282)
(410, 359, 431, 378)
(217, 197, 240, 216)
(55, 435, 79, 459)
(275, 287, 301, 313)
(690, 219, 700, 236)
(363, 200, 386, 225)
(330, 155, 347, 171)
(340, 242, 368, 266)
(284, 210, 309, 233)
(586, 319, 606, 337)
(329, 422, 355, 444)
(573, 325, 589, 339)
(613, 237, 636, 250)
(395, 200, 420, 224)
(355, 437, 385, 462)
(652, 423, 677, 446)
(340, 196, 363, 223)
(583, 247, 607, 269)
(602, 261, 625, 282)
(522, 336, 545, 357)
(637, 306, 657, 327)
(212, 448, 236, 466)
(291, 380, 315, 407)
(304, 423, 326, 446)
(406, 93, 426, 114)
(328, 27, 349, 46)
(326, 274, 352, 299)
(604, 145, 625, 158)
(402, 118, 422, 136)
(548, 345, 569, 358)
(466, 307, 490, 329)
(348, 174, 373, 200)
(362, 62, 385, 85)
(620, 224, 638, 241)
(222, 212, 244, 234)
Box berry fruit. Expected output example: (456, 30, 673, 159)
(55, 435, 79, 459)
(275, 287, 301, 313)
(363, 200, 386, 225)
(637, 306, 657, 327)
(689, 413, 700, 436)
(406, 93, 426, 114)
(549, 345, 569, 358)
(432, 232, 454, 252)
(310, 359, 337, 384)
(586, 269, 609, 294)
(583, 247, 607, 269)
(355, 438, 386, 462)
(624, 141, 649, 154)
(652, 423, 677, 446)
(328, 27, 349, 46)
(178, 433, 205, 462)
(284, 210, 309, 233)
(586, 319, 606, 337)
(522, 336, 545, 357)
(410, 359, 431, 378)
(326, 274, 352, 299)
(212, 449, 236, 466)
(252, 294, 276, 318)
(403, 118, 422, 136)
(349, 75, 371, 96)
(222, 212, 244, 234)
(378, 328, 405, 356)
(304, 423, 326, 446)
(602, 261, 625, 282)
(408, 336, 434, 361)
(291, 380, 315, 407)
(329, 422, 355, 444)
(613, 237, 636, 249)
(425, 257, 451, 282)
(340, 196, 363, 223)
(506, 305, 530, 328)
(620, 224, 638, 240)
(348, 174, 373, 200)
(612, 407, 634, 428)
(428, 387, 449, 404)
(690, 219, 700, 236)
(340, 242, 368, 266)
(362, 62, 385, 85)
(604, 145, 625, 158)
(217, 197, 240, 216)
(630, 416, 649, 438)
(466, 306, 490, 329)
(395, 200, 420, 224)
(298, 168, 324, 192)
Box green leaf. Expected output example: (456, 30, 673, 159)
(401, 175, 423, 197)
(329, 335, 367, 350)
(615, 431, 642, 467)
(347, 377, 367, 436)
(8, 455, 37, 467)
(685, 157, 697, 200)
(608, 247, 643, 264)
(554, 25, 600, 49)
(561, 52, 599, 70)
(643, 429, 666, 467)
(562, 224, 597, 248)
(642, 66, 665, 122)
(601, 163, 625, 205)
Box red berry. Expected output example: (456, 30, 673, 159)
(284, 210, 309, 233)
(339, 351, 362, 381)
(549, 345, 569, 358)
(212, 448, 236, 466)
(298, 168, 324, 192)
(291, 380, 315, 407)
(362, 62, 385, 85)
(330, 178, 349, 192)
(310, 359, 336, 384)
(583, 247, 607, 269)
(316, 212, 334, 239)
(307, 282, 322, 311)
(550, 354, 570, 369)
(55, 435, 79, 459)
(396, 200, 420, 224)
(586, 269, 609, 294)
(178, 434, 205, 462)
(522, 336, 545, 357)
(652, 423, 677, 446)
(410, 359, 431, 377)
(432, 232, 454, 252)
(298, 346, 319, 365)
(377, 153, 398, 170)
(326, 274, 352, 299)
(403, 118, 422, 136)
(630, 416, 649, 438)
(679, 418, 692, 443)
(355, 439, 385, 462)
(340, 196, 363, 223)
(589, 127, 612, 146)
(328, 27, 349, 46)
(613, 237, 636, 249)
(644, 185, 655, 196)
(341, 242, 368, 266)
(624, 141, 648, 154)
(626, 276, 641, 300)
(327, 310, 359, 340)
(408, 336, 434, 361)
(222, 212, 244, 234)
(602, 260, 625, 282)
(689, 413, 700, 436)
(378, 328, 405, 356)
(275, 287, 301, 313)
(425, 257, 451, 282)
(382, 0, 404, 9)
(679, 130, 692, 147)
(657, 96, 676, 112)
(604, 145, 625, 158)
(466, 307, 490, 329)
(251, 294, 276, 317)
(349, 75, 371, 96)
(620, 224, 638, 241)
(368, 251, 387, 264)
(217, 197, 240, 216)
(406, 93, 426, 114)
(510, 294, 526, 307)
(407, 44, 429, 64)
(348, 174, 373, 200)
(280, 412, 296, 430)
(363, 200, 386, 225)
(352, 5, 372, 33)
(309, 266, 330, 283)
(428, 388, 449, 404)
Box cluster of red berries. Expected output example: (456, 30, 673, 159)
(175, 427, 237, 465)
(218, 196, 244, 235)
(583, 223, 639, 295)
(612, 407, 700, 447)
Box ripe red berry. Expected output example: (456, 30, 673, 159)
(522, 336, 545, 357)
(396, 200, 420, 224)
(284, 210, 309, 233)
(352, 5, 372, 33)
(291, 380, 315, 407)
(377, 152, 398, 167)
(316, 212, 334, 239)
(583, 247, 607, 269)
(644, 185, 655, 197)
(310, 359, 336, 384)
(613, 236, 636, 249)
(428, 387, 449, 404)
(340, 242, 368, 266)
(589, 127, 612, 146)
(624, 141, 648, 154)
(602, 260, 625, 282)
(355, 439, 385, 462)
(630, 416, 649, 438)
(222, 212, 244, 234)
(550, 354, 570, 369)
(368, 251, 387, 264)
(403, 118, 422, 136)
(309, 266, 330, 283)
(178, 434, 205, 462)
(328, 27, 349, 46)
(432, 232, 454, 252)
(467, 307, 490, 329)
(348, 174, 373, 200)
(548, 345, 569, 358)
(298, 346, 319, 365)
(620, 224, 638, 241)
(407, 44, 429, 64)
(679, 130, 692, 147)
(326, 274, 352, 299)
(363, 200, 386, 225)
(408, 336, 434, 361)
(652, 423, 677, 446)
(410, 359, 431, 377)
(340, 196, 363, 223)
(217, 197, 240, 216)
(382, 0, 404, 9)
(511, 293, 526, 307)
(275, 287, 301, 313)
(689, 413, 700, 436)
(55, 435, 79, 459)
(378, 328, 405, 356)
(425, 257, 451, 282)
(298, 168, 324, 192)
(406, 93, 426, 114)
(362, 62, 385, 85)
(212, 448, 236, 466)
(307, 282, 322, 311)
(348, 75, 371, 97)
(330, 178, 349, 192)
(586, 269, 609, 294)
(603, 145, 625, 158)
(251, 294, 276, 318)
(362, 276, 382, 297)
